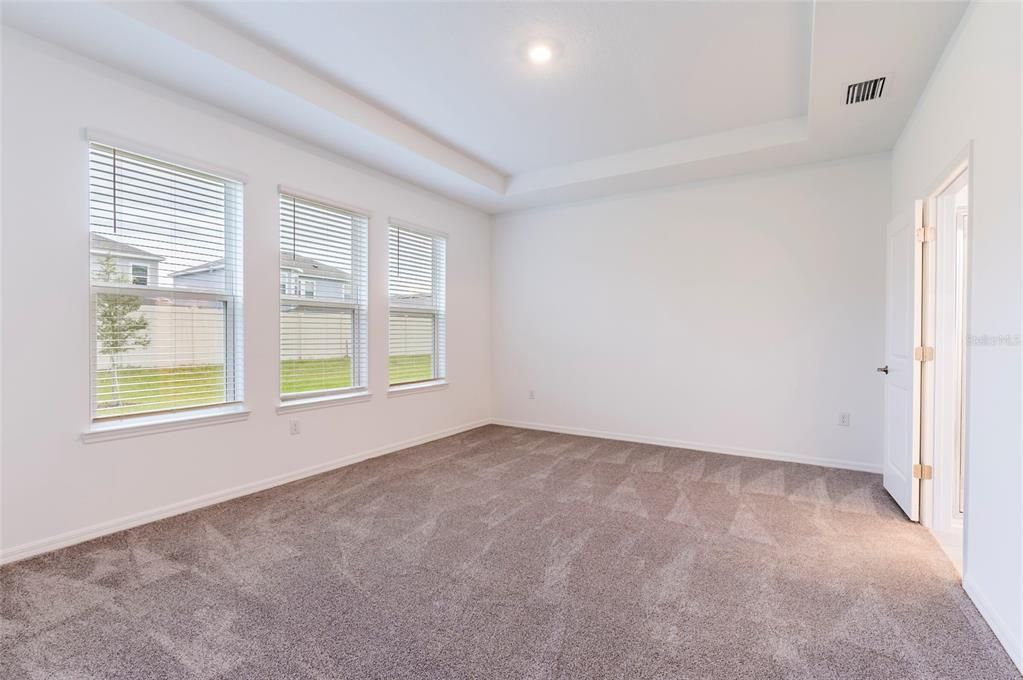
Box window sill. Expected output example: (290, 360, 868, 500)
(387, 380, 448, 398)
(82, 404, 250, 444)
(276, 390, 371, 414)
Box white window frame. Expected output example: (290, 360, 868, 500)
(278, 188, 370, 407)
(387, 219, 447, 391)
(85, 140, 245, 434)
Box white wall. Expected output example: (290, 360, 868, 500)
(891, 2, 1022, 669)
(0, 31, 492, 559)
(492, 156, 890, 472)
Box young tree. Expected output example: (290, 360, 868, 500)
(95, 254, 150, 407)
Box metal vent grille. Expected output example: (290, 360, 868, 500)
(846, 77, 886, 105)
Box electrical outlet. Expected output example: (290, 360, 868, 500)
(289, 420, 301, 435)
(528, 390, 535, 400)
(838, 412, 851, 427)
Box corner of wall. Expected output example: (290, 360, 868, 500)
(963, 577, 1023, 674)
(486, 211, 499, 423)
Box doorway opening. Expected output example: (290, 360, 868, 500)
(881, 150, 971, 573)
(923, 164, 970, 571)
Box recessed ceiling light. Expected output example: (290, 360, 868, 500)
(526, 41, 556, 65)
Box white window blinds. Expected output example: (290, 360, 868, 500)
(388, 223, 446, 386)
(89, 143, 244, 420)
(280, 192, 368, 399)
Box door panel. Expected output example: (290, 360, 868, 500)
(883, 205, 922, 521)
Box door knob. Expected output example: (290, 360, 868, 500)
(876, 365, 889, 374)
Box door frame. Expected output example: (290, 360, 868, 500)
(919, 143, 973, 572)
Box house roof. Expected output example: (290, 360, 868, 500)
(172, 250, 350, 281)
(90, 233, 164, 261)
(280, 252, 350, 281)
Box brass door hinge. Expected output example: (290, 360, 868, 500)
(916, 227, 936, 243)
(913, 464, 933, 480)
(914, 346, 935, 362)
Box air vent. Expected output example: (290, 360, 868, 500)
(846, 77, 886, 105)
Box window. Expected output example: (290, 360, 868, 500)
(89, 143, 243, 420)
(280, 271, 293, 295)
(388, 222, 446, 386)
(279, 192, 368, 400)
(131, 264, 149, 286)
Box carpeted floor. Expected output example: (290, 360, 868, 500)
(1, 425, 1018, 679)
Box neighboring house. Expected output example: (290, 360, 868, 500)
(174, 251, 354, 362)
(90, 234, 224, 370)
(279, 252, 352, 300)
(90, 243, 355, 367)
(172, 251, 352, 300)
(90, 233, 163, 285)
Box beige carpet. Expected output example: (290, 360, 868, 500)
(1, 425, 1018, 679)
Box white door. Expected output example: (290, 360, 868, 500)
(882, 202, 924, 521)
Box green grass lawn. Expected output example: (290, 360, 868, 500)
(96, 354, 435, 417)
(96, 364, 227, 417)
(388, 354, 434, 386)
(281, 357, 353, 395)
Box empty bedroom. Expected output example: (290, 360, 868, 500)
(1, 1, 1021, 678)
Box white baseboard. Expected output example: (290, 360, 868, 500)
(491, 418, 883, 474)
(0, 419, 491, 566)
(963, 578, 1023, 675)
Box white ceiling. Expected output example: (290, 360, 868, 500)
(3, 1, 968, 213)
(195, 2, 813, 174)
